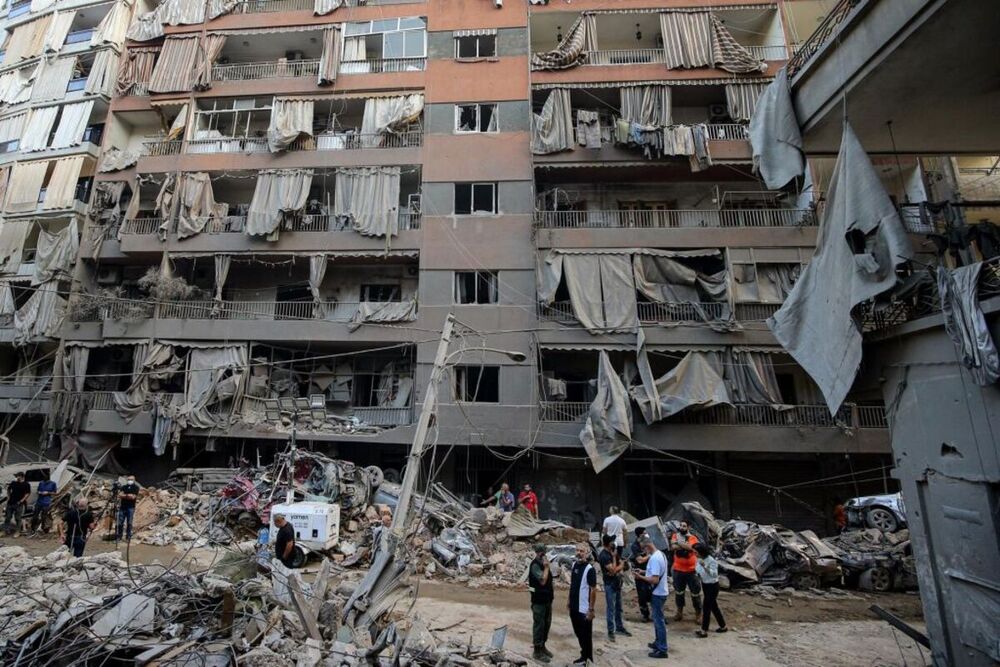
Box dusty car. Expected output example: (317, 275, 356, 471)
(0, 461, 90, 510)
(845, 492, 907, 532)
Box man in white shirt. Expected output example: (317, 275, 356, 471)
(602, 506, 627, 556)
(635, 536, 669, 659)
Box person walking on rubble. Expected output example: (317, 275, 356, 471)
(116, 475, 141, 542)
(60, 498, 94, 557)
(597, 534, 631, 642)
(3, 472, 30, 535)
(635, 535, 669, 659)
(670, 521, 703, 623)
(602, 506, 627, 557)
(694, 543, 728, 637)
(273, 514, 298, 568)
(528, 543, 554, 663)
(568, 542, 596, 665)
(630, 526, 652, 622)
(481, 483, 516, 512)
(518, 483, 539, 519)
(30, 474, 58, 534)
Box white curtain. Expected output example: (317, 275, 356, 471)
(530, 89, 574, 155)
(309, 254, 327, 316)
(30, 56, 76, 103)
(318, 27, 341, 85)
(0, 220, 31, 272)
(341, 37, 367, 73)
(314, 0, 343, 15)
(50, 100, 94, 149)
(0, 113, 26, 146)
(177, 172, 228, 239)
(5, 160, 48, 212)
(214, 254, 230, 302)
(42, 156, 85, 210)
(20, 106, 59, 152)
(91, 0, 133, 47)
(245, 169, 313, 237)
(85, 50, 119, 97)
(43, 10, 76, 53)
(360, 94, 424, 144)
(33, 217, 79, 285)
(13, 281, 66, 347)
(333, 167, 401, 238)
(267, 98, 314, 152)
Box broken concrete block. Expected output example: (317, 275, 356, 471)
(91, 594, 156, 637)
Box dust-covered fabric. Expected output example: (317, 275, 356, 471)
(267, 97, 314, 152)
(13, 281, 66, 346)
(246, 169, 313, 237)
(33, 218, 79, 285)
(347, 300, 417, 331)
(937, 263, 1000, 386)
(182, 346, 248, 430)
(333, 167, 401, 238)
(749, 67, 804, 190)
(531, 88, 574, 155)
(177, 172, 228, 240)
(531, 13, 597, 71)
(631, 348, 730, 424)
(148, 35, 200, 93)
(726, 83, 767, 123)
(579, 351, 631, 473)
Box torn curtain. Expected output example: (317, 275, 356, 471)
(0, 220, 30, 272)
(182, 346, 247, 430)
(148, 35, 200, 93)
(348, 300, 417, 331)
(360, 94, 424, 144)
(768, 122, 913, 414)
(84, 50, 118, 97)
(267, 98, 314, 152)
(113, 342, 181, 420)
(246, 169, 313, 237)
(333, 167, 401, 238)
(632, 254, 732, 325)
(309, 254, 327, 317)
(31, 56, 76, 103)
(540, 253, 639, 333)
(749, 67, 804, 190)
(13, 281, 66, 346)
(192, 33, 226, 91)
(318, 27, 342, 85)
(579, 351, 631, 473)
(115, 47, 158, 96)
(531, 13, 597, 71)
(177, 172, 228, 239)
(33, 218, 79, 285)
(937, 263, 1000, 386)
(91, 0, 132, 48)
(62, 344, 90, 393)
(531, 88, 574, 155)
(631, 349, 731, 425)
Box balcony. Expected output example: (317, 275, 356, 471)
(140, 139, 183, 157)
(121, 211, 421, 237)
(0, 382, 51, 414)
(66, 78, 87, 94)
(7, 0, 29, 17)
(539, 300, 729, 325)
(242, 396, 412, 427)
(64, 29, 95, 45)
(584, 49, 665, 67)
(540, 400, 887, 429)
(182, 130, 423, 155)
(211, 59, 320, 83)
(230, 0, 312, 13)
(533, 208, 816, 230)
(744, 45, 789, 61)
(123, 82, 149, 97)
(339, 57, 426, 75)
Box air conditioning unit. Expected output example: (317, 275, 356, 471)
(407, 193, 422, 213)
(96, 265, 121, 285)
(708, 104, 729, 122)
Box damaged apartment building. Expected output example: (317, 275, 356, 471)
(0, 0, 959, 533)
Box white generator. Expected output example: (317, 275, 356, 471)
(269, 502, 340, 551)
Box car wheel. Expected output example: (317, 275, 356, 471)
(859, 566, 893, 592)
(289, 545, 308, 569)
(791, 572, 821, 590)
(865, 506, 899, 533)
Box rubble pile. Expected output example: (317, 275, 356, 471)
(0, 545, 528, 666)
(823, 527, 917, 592)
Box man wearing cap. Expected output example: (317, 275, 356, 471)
(528, 543, 554, 663)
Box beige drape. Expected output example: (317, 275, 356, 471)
(91, 0, 133, 47)
(43, 156, 85, 210)
(13, 281, 65, 346)
(125, 11, 164, 42)
(530, 89, 574, 155)
(148, 35, 200, 93)
(659, 11, 713, 69)
(0, 113, 26, 146)
(115, 48, 158, 96)
(620, 85, 672, 126)
(213, 254, 230, 301)
(0, 220, 31, 272)
(709, 14, 766, 74)
(31, 56, 77, 103)
(20, 106, 59, 152)
(207, 0, 239, 19)
(333, 167, 401, 237)
(725, 83, 767, 123)
(308, 254, 327, 316)
(43, 10, 76, 53)
(0, 65, 40, 105)
(246, 169, 313, 237)
(85, 50, 119, 97)
(314, 0, 343, 15)
(32, 217, 79, 285)
(3, 15, 52, 65)
(192, 34, 226, 91)
(318, 27, 342, 86)
(5, 160, 48, 212)
(531, 13, 597, 71)
(177, 172, 228, 239)
(267, 98, 314, 152)
(166, 104, 188, 140)
(50, 100, 94, 148)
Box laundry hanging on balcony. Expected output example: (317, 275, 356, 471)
(348, 299, 418, 331)
(579, 351, 632, 473)
(43, 156, 85, 210)
(148, 35, 200, 93)
(177, 172, 229, 239)
(33, 217, 79, 285)
(659, 10, 766, 74)
(50, 100, 94, 149)
(246, 169, 314, 238)
(0, 220, 31, 273)
(333, 166, 401, 238)
(43, 10, 75, 53)
(193, 33, 226, 91)
(20, 106, 59, 152)
(91, 0, 133, 48)
(30, 56, 76, 103)
(314, 0, 344, 16)
(937, 263, 1000, 386)
(768, 122, 913, 415)
(115, 47, 158, 96)
(531, 88, 574, 155)
(531, 13, 597, 71)
(725, 83, 767, 123)
(360, 94, 424, 145)
(267, 97, 314, 152)
(13, 280, 66, 346)
(318, 27, 342, 85)
(5, 160, 47, 212)
(749, 67, 803, 190)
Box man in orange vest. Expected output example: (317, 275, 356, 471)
(669, 521, 703, 623)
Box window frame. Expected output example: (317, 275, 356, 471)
(454, 103, 498, 134)
(453, 365, 500, 403)
(360, 284, 402, 303)
(455, 182, 498, 215)
(453, 270, 499, 305)
(454, 34, 497, 60)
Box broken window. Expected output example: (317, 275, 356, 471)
(455, 182, 498, 215)
(361, 284, 402, 302)
(455, 34, 497, 59)
(455, 103, 498, 133)
(454, 271, 498, 304)
(454, 365, 500, 402)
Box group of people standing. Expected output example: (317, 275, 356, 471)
(481, 482, 539, 518)
(528, 507, 728, 664)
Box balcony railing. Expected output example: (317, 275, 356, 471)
(533, 208, 816, 229)
(75, 297, 414, 323)
(60, 390, 185, 412)
(339, 57, 426, 74)
(539, 300, 727, 324)
(705, 123, 750, 141)
(183, 130, 422, 155)
(584, 49, 666, 66)
(787, 0, 864, 76)
(122, 211, 422, 235)
(211, 58, 320, 82)
(141, 139, 182, 156)
(242, 395, 413, 427)
(120, 217, 163, 235)
(539, 400, 888, 429)
(734, 302, 781, 322)
(744, 44, 789, 61)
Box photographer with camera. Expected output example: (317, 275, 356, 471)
(115, 475, 141, 542)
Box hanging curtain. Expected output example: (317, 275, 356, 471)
(13, 281, 66, 346)
(166, 104, 188, 140)
(5, 160, 48, 212)
(631, 350, 731, 425)
(85, 50, 119, 97)
(267, 98, 314, 152)
(177, 172, 228, 239)
(724, 350, 784, 407)
(148, 35, 200, 93)
(182, 346, 248, 430)
(340, 37, 366, 73)
(214, 254, 230, 302)
(30, 56, 77, 102)
(531, 13, 597, 71)
(0, 166, 9, 215)
(62, 345, 90, 393)
(43, 11, 75, 53)
(113, 342, 181, 420)
(192, 33, 226, 91)
(757, 263, 801, 303)
(20, 106, 59, 152)
(33, 217, 79, 285)
(245, 169, 313, 237)
(0, 64, 41, 105)
(360, 94, 423, 145)
(317, 27, 342, 85)
(314, 0, 343, 15)
(0, 113, 26, 148)
(632, 253, 731, 324)
(709, 14, 766, 74)
(0, 220, 31, 272)
(579, 351, 631, 473)
(557, 253, 639, 333)
(659, 11, 713, 69)
(91, 0, 132, 47)
(619, 85, 671, 126)
(42, 156, 85, 210)
(115, 47, 159, 95)
(530, 89, 574, 155)
(207, 0, 239, 19)
(0, 282, 15, 322)
(126, 11, 164, 42)
(725, 83, 767, 123)
(309, 254, 327, 317)
(333, 166, 401, 238)
(155, 172, 176, 221)
(50, 100, 94, 149)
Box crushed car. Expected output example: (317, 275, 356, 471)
(844, 492, 907, 532)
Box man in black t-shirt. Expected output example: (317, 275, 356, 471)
(116, 475, 141, 541)
(528, 543, 554, 663)
(568, 543, 596, 666)
(4, 472, 31, 535)
(60, 499, 94, 557)
(597, 534, 631, 642)
(273, 514, 297, 568)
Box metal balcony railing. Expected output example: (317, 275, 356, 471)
(211, 58, 320, 82)
(242, 396, 413, 426)
(744, 44, 789, 61)
(538, 300, 727, 325)
(231, 0, 312, 13)
(120, 217, 163, 235)
(137, 210, 420, 236)
(141, 139, 182, 156)
(584, 49, 666, 66)
(705, 123, 750, 141)
(539, 400, 888, 429)
(533, 208, 816, 229)
(183, 130, 422, 155)
(734, 302, 781, 322)
(81, 297, 414, 323)
(339, 57, 426, 74)
(787, 0, 865, 76)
